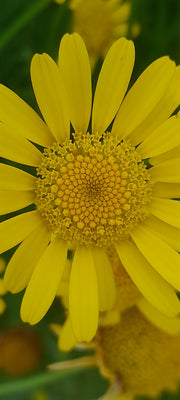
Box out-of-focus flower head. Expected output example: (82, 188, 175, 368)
(49, 305, 180, 399)
(0, 327, 42, 375)
(98, 306, 180, 398)
(70, 0, 139, 68)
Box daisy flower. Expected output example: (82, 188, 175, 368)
(97, 306, 180, 399)
(1, 33, 180, 343)
(49, 306, 180, 400)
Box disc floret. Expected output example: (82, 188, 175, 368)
(35, 133, 152, 246)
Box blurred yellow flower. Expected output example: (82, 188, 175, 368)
(49, 305, 180, 399)
(0, 33, 180, 343)
(70, 0, 131, 66)
(98, 306, 180, 398)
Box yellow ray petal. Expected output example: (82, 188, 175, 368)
(0, 84, 53, 146)
(0, 123, 42, 166)
(117, 66, 180, 145)
(112, 3, 131, 23)
(131, 223, 180, 291)
(150, 198, 180, 229)
(58, 317, 77, 352)
(4, 223, 50, 293)
(153, 182, 180, 199)
(150, 158, 180, 183)
(138, 298, 180, 335)
(92, 247, 116, 312)
(21, 238, 68, 324)
(31, 53, 70, 143)
(0, 210, 42, 254)
(112, 57, 175, 141)
(0, 190, 35, 215)
(58, 33, 92, 133)
(138, 114, 180, 159)
(114, 23, 128, 37)
(0, 298, 6, 314)
(92, 37, 134, 135)
(144, 215, 180, 252)
(115, 240, 180, 317)
(100, 308, 120, 327)
(69, 246, 98, 342)
(0, 278, 6, 295)
(0, 164, 36, 191)
(150, 145, 180, 165)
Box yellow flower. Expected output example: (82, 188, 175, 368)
(98, 306, 180, 398)
(49, 306, 180, 399)
(69, 0, 135, 67)
(1, 33, 180, 343)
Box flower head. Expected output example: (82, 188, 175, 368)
(98, 306, 180, 397)
(1, 33, 180, 343)
(49, 306, 180, 399)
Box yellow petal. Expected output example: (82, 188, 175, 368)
(58, 33, 92, 133)
(112, 57, 175, 141)
(58, 317, 77, 352)
(153, 182, 180, 199)
(0, 298, 6, 314)
(0, 210, 42, 254)
(138, 114, 180, 159)
(112, 2, 131, 22)
(100, 308, 120, 327)
(0, 190, 34, 215)
(21, 238, 68, 324)
(92, 38, 135, 134)
(138, 298, 180, 335)
(31, 53, 70, 142)
(0, 123, 42, 166)
(150, 198, 180, 229)
(144, 215, 180, 252)
(0, 164, 36, 191)
(92, 247, 116, 312)
(150, 158, 180, 183)
(150, 145, 180, 165)
(115, 240, 180, 317)
(0, 84, 53, 146)
(0, 258, 6, 273)
(131, 223, 180, 291)
(69, 246, 99, 342)
(4, 223, 50, 293)
(0, 278, 6, 295)
(117, 65, 180, 145)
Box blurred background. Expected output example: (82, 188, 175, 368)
(0, 0, 180, 399)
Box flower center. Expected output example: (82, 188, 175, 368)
(35, 133, 152, 246)
(73, 0, 113, 57)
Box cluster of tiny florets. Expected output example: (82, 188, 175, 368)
(35, 132, 152, 246)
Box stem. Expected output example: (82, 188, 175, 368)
(0, 363, 87, 396)
(48, 355, 98, 371)
(0, 0, 51, 52)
